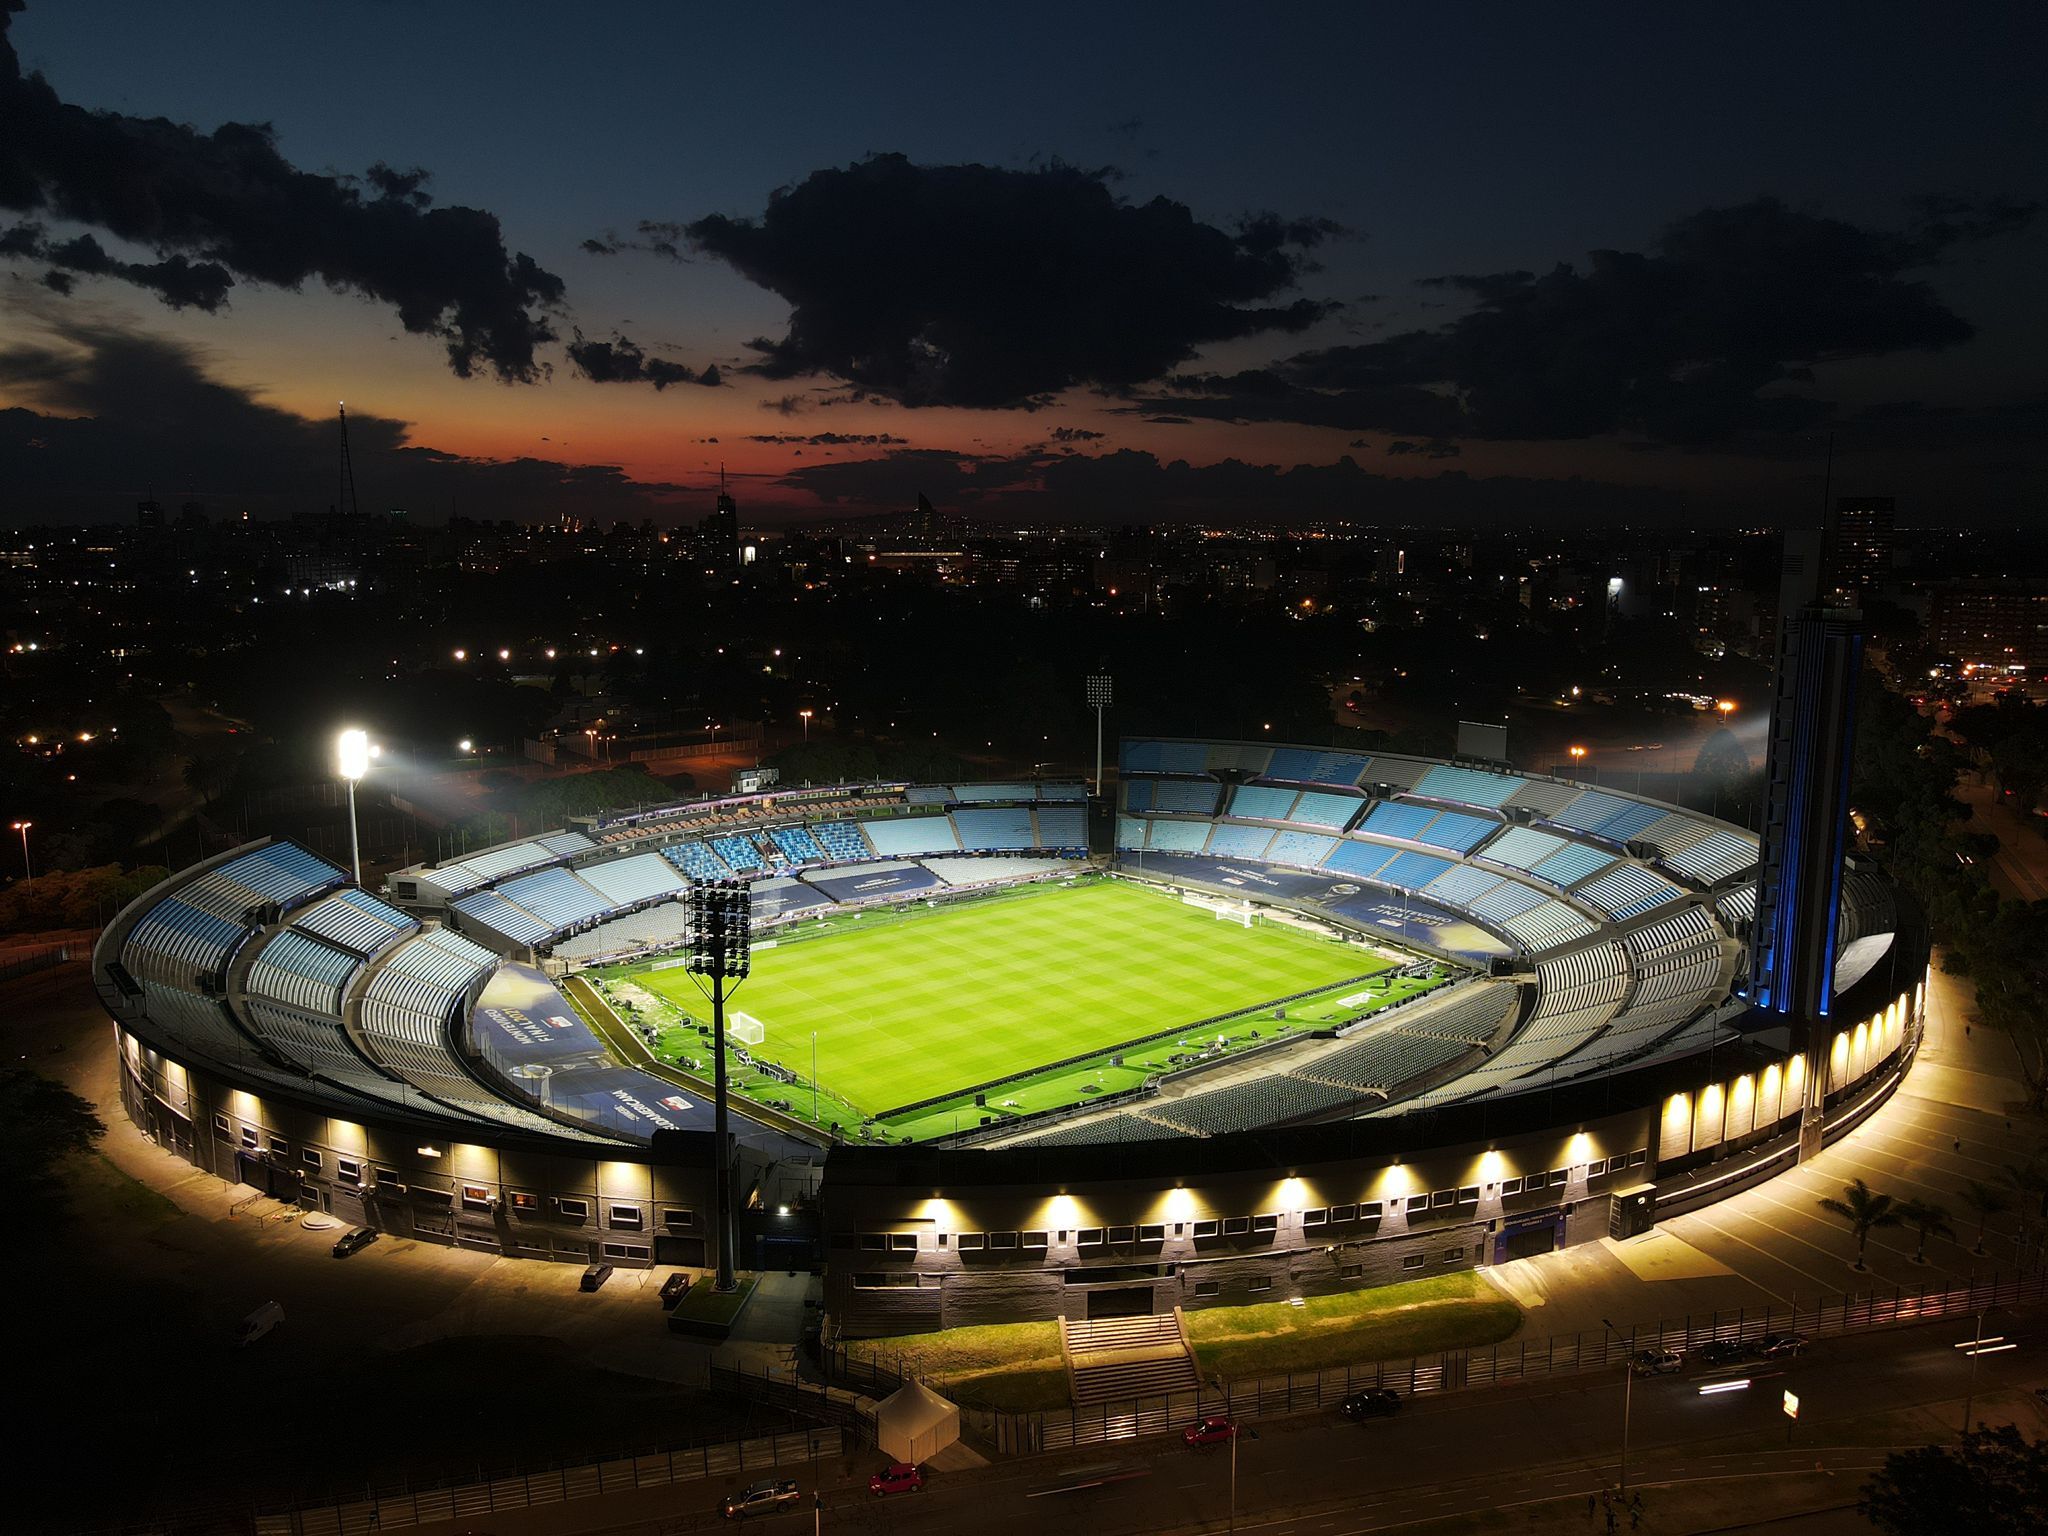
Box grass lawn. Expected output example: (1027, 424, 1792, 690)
(1184, 1271, 1523, 1378)
(854, 1320, 1070, 1411)
(618, 879, 1383, 1118)
(671, 1273, 757, 1326)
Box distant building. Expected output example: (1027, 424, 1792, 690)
(701, 478, 740, 568)
(1829, 497, 1894, 601)
(1925, 580, 2048, 670)
(136, 499, 164, 530)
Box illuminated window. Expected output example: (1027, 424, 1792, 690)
(509, 1191, 539, 1211)
(461, 1185, 491, 1210)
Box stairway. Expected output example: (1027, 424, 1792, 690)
(1065, 1313, 1201, 1405)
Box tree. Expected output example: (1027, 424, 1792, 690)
(0, 1070, 106, 1227)
(1894, 1198, 1955, 1265)
(1817, 1178, 1903, 1271)
(1862, 1425, 2048, 1536)
(1961, 1179, 2011, 1256)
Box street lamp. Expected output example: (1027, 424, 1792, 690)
(9, 820, 30, 882)
(799, 708, 813, 742)
(337, 729, 369, 884)
(1601, 1317, 1634, 1495)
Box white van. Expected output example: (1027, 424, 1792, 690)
(238, 1301, 285, 1346)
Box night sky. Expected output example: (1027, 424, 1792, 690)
(2, 0, 2044, 527)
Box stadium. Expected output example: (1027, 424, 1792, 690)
(93, 735, 1927, 1333)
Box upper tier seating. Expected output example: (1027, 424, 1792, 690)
(1150, 779, 1222, 815)
(1286, 790, 1367, 829)
(1476, 826, 1570, 872)
(127, 897, 248, 990)
(1205, 824, 1276, 860)
(812, 821, 872, 861)
(954, 807, 1037, 851)
(1148, 1075, 1365, 1135)
(551, 903, 690, 960)
(951, 782, 1038, 802)
(1324, 840, 1396, 879)
(497, 866, 612, 930)
(1411, 765, 1527, 807)
(1575, 866, 1685, 922)
(663, 841, 730, 881)
(1145, 819, 1210, 853)
(450, 889, 553, 947)
(768, 825, 826, 866)
(861, 816, 962, 858)
(576, 852, 687, 907)
(1529, 842, 1615, 887)
(1228, 784, 1299, 822)
(1302, 1028, 1475, 1093)
(293, 888, 417, 954)
(1263, 748, 1376, 785)
(710, 835, 767, 874)
(1036, 806, 1087, 848)
(246, 929, 359, 1016)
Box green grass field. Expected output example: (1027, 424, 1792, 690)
(608, 879, 1394, 1123)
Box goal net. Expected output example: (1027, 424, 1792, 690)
(1181, 891, 1254, 928)
(728, 1012, 766, 1046)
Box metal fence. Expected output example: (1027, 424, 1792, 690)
(250, 1425, 843, 1536)
(835, 1267, 2048, 1455)
(0, 940, 74, 982)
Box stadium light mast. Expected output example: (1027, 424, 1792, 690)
(688, 878, 752, 1293)
(10, 820, 31, 883)
(1086, 673, 1113, 792)
(337, 729, 370, 884)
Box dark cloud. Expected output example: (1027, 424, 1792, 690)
(1133, 197, 2035, 443)
(0, 316, 688, 522)
(1050, 425, 1105, 442)
(1, 222, 232, 308)
(564, 330, 722, 390)
(1385, 438, 1461, 458)
(580, 220, 690, 261)
(0, 4, 564, 380)
(745, 431, 907, 446)
(677, 153, 1341, 408)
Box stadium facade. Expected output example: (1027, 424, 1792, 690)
(93, 743, 1924, 1335)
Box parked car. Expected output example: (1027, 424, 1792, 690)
(1694, 1339, 1749, 1368)
(1629, 1348, 1684, 1377)
(659, 1273, 692, 1309)
(331, 1227, 377, 1260)
(1338, 1388, 1402, 1418)
(1182, 1415, 1240, 1447)
(580, 1263, 613, 1292)
(238, 1301, 284, 1346)
(721, 1479, 801, 1519)
(869, 1463, 925, 1496)
(1754, 1332, 1810, 1359)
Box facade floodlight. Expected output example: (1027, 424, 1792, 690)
(337, 728, 370, 883)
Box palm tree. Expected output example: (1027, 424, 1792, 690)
(1894, 1198, 1955, 1264)
(1960, 1179, 2010, 1256)
(1817, 1178, 1902, 1271)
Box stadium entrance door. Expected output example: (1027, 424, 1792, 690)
(1494, 1210, 1566, 1263)
(1084, 1285, 1155, 1320)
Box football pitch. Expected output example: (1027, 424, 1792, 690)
(616, 878, 1387, 1119)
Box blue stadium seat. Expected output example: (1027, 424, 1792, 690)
(953, 807, 1036, 851)
(710, 835, 766, 873)
(1229, 784, 1298, 821)
(769, 825, 826, 865)
(663, 842, 731, 881)
(812, 821, 871, 861)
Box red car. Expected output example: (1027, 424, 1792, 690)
(1182, 1415, 1239, 1447)
(869, 1463, 925, 1496)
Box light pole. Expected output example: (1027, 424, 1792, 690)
(799, 708, 813, 742)
(9, 820, 30, 883)
(1086, 674, 1113, 794)
(1602, 1317, 1634, 1494)
(336, 730, 369, 884)
(689, 878, 752, 1292)
(1957, 1309, 2014, 1437)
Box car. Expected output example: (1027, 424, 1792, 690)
(1182, 1415, 1240, 1447)
(659, 1273, 692, 1310)
(331, 1226, 377, 1259)
(1338, 1388, 1402, 1418)
(1628, 1348, 1684, 1377)
(1754, 1332, 1810, 1359)
(579, 1263, 613, 1292)
(720, 1479, 801, 1520)
(1694, 1339, 1749, 1368)
(869, 1463, 925, 1496)
(238, 1301, 284, 1346)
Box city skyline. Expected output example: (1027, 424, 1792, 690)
(3, 2, 2045, 527)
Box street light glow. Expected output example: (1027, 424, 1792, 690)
(337, 728, 370, 781)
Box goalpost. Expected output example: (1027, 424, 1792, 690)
(728, 1012, 766, 1046)
(1180, 890, 1255, 928)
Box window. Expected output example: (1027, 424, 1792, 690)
(1222, 1216, 1251, 1236)
(1077, 1227, 1104, 1246)
(938, 1234, 949, 1247)
(889, 1233, 917, 1251)
(1407, 1195, 1430, 1212)
(858, 1233, 887, 1251)
(609, 1205, 643, 1230)
(1587, 1157, 1608, 1177)
(1302, 1208, 1328, 1227)
(461, 1185, 491, 1210)
(1629, 1149, 1648, 1167)
(1431, 1189, 1455, 1209)
(239, 1126, 260, 1151)
(510, 1191, 539, 1211)
(1401, 1253, 1426, 1270)
(1251, 1214, 1278, 1234)
(1248, 1277, 1272, 1293)
(1194, 1279, 1220, 1299)
(988, 1231, 1020, 1250)
(1108, 1224, 1136, 1244)
(557, 1197, 589, 1220)
(1358, 1201, 1382, 1219)
(661, 1207, 696, 1229)
(601, 1241, 649, 1261)
(1550, 1170, 1569, 1188)
(268, 1135, 289, 1157)
(212, 1113, 231, 1142)
(1500, 1176, 1523, 1195)
(373, 1168, 399, 1189)
(300, 1149, 323, 1170)
(1340, 1263, 1363, 1280)
(1137, 1224, 1165, 1242)
(1192, 1219, 1219, 1239)
(853, 1272, 920, 1289)
(957, 1233, 985, 1250)
(1021, 1230, 1050, 1249)
(1457, 1186, 1479, 1204)
(336, 1157, 361, 1185)
(1443, 1248, 1463, 1263)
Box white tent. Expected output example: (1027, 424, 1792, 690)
(873, 1380, 960, 1464)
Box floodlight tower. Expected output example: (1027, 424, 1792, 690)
(336, 729, 370, 884)
(688, 878, 752, 1292)
(1086, 673, 1113, 792)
